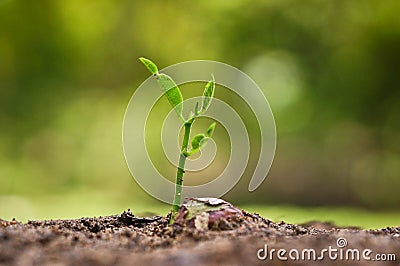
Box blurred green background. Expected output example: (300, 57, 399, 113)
(1, 0, 399, 228)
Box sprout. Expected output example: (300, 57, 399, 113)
(139, 57, 217, 223)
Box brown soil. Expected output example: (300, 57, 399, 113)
(0, 210, 399, 266)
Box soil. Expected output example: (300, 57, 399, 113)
(0, 209, 399, 266)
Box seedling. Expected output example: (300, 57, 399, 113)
(139, 57, 216, 223)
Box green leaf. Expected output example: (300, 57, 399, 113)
(156, 73, 183, 118)
(201, 74, 215, 112)
(188, 131, 214, 156)
(189, 122, 216, 155)
(206, 122, 216, 137)
(191, 134, 206, 150)
(139, 57, 158, 75)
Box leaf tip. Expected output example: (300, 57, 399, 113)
(139, 57, 158, 75)
(206, 122, 216, 137)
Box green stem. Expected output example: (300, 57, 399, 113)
(170, 122, 192, 223)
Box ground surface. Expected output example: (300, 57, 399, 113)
(0, 210, 399, 266)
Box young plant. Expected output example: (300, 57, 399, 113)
(139, 57, 216, 222)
